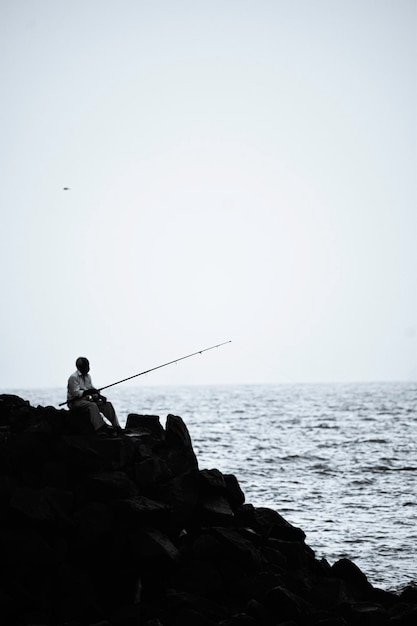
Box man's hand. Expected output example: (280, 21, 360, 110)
(82, 389, 100, 401)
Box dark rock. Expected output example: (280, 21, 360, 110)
(0, 395, 411, 626)
(73, 501, 114, 542)
(125, 414, 165, 440)
(210, 527, 262, 569)
(263, 585, 311, 621)
(200, 468, 228, 491)
(165, 413, 199, 474)
(42, 460, 69, 489)
(331, 557, 374, 597)
(388, 602, 417, 625)
(111, 495, 172, 528)
(10, 485, 73, 525)
(219, 614, 259, 625)
(170, 558, 224, 596)
(174, 607, 218, 625)
(83, 470, 138, 501)
(310, 618, 347, 626)
(199, 492, 235, 522)
(165, 589, 228, 623)
(371, 587, 399, 609)
(90, 435, 137, 470)
(0, 394, 30, 427)
(155, 469, 200, 527)
(58, 435, 105, 475)
(264, 537, 308, 569)
(134, 456, 171, 491)
(235, 504, 305, 542)
(244, 597, 272, 623)
(129, 527, 180, 562)
(349, 601, 388, 625)
(400, 585, 417, 604)
(1, 527, 64, 573)
(223, 473, 245, 509)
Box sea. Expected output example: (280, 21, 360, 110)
(1, 382, 416, 593)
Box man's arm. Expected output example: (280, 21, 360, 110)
(68, 373, 96, 399)
(67, 374, 84, 401)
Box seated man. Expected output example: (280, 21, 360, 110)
(67, 357, 123, 435)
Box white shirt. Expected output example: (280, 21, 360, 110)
(67, 369, 95, 403)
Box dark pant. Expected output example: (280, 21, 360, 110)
(70, 399, 121, 431)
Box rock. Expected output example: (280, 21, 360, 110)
(58, 435, 105, 475)
(125, 414, 165, 440)
(210, 527, 262, 569)
(263, 585, 311, 623)
(223, 473, 245, 509)
(349, 601, 388, 625)
(111, 495, 172, 528)
(83, 470, 139, 500)
(129, 527, 180, 562)
(170, 558, 224, 596)
(0, 394, 412, 625)
(155, 469, 201, 527)
(73, 501, 114, 542)
(134, 456, 171, 491)
(220, 614, 259, 625)
(199, 492, 235, 522)
(10, 485, 73, 525)
(165, 413, 199, 474)
(200, 468, 227, 490)
(400, 585, 417, 604)
(331, 557, 374, 597)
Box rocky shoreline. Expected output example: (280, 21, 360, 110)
(0, 394, 416, 626)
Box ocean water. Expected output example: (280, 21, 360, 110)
(2, 382, 416, 592)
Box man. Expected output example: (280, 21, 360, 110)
(67, 357, 123, 435)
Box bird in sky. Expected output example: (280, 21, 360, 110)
(63, 187, 71, 191)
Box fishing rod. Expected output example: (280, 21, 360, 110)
(59, 340, 231, 406)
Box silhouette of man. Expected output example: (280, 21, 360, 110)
(67, 357, 122, 435)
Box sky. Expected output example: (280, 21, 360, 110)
(1, 0, 416, 389)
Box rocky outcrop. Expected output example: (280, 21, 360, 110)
(0, 393, 416, 626)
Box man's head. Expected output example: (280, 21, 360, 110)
(76, 357, 90, 376)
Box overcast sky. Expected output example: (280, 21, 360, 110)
(1, 0, 416, 390)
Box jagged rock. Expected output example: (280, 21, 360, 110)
(223, 473, 245, 509)
(332, 557, 374, 597)
(134, 456, 171, 491)
(58, 435, 106, 475)
(199, 492, 235, 521)
(0, 394, 30, 427)
(125, 414, 165, 440)
(263, 584, 311, 622)
(129, 527, 180, 562)
(220, 614, 258, 625)
(400, 585, 417, 604)
(90, 435, 137, 470)
(170, 558, 224, 596)
(0, 394, 414, 626)
(155, 469, 200, 526)
(83, 470, 139, 501)
(165, 413, 198, 474)
(200, 468, 227, 490)
(349, 601, 388, 625)
(73, 501, 114, 542)
(210, 527, 262, 569)
(111, 495, 172, 528)
(10, 485, 73, 524)
(388, 601, 417, 625)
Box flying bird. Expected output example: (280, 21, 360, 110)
(63, 187, 71, 191)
